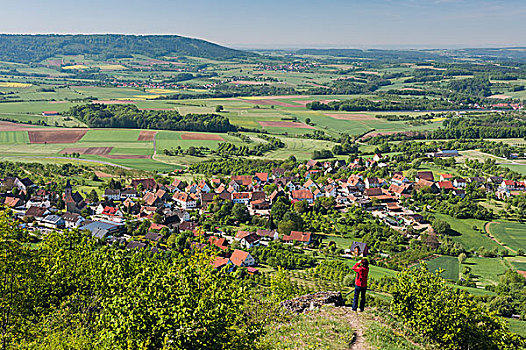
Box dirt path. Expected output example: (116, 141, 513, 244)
(484, 221, 517, 254)
(344, 308, 369, 350)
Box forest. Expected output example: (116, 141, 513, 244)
(0, 34, 252, 63)
(68, 104, 236, 132)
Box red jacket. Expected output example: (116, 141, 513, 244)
(352, 261, 369, 288)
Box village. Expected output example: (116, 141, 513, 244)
(1, 149, 523, 275)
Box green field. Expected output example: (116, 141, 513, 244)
(434, 214, 500, 251)
(0, 131, 29, 144)
(462, 257, 508, 287)
(487, 222, 526, 252)
(424, 255, 459, 281)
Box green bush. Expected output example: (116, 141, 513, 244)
(390, 263, 524, 350)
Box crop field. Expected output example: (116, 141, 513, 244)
(487, 222, 526, 252)
(0, 131, 30, 144)
(505, 256, 526, 272)
(424, 255, 459, 281)
(434, 213, 501, 250)
(462, 257, 508, 287)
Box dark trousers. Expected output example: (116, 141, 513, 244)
(352, 285, 367, 311)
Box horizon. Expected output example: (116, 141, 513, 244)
(2, 0, 525, 48)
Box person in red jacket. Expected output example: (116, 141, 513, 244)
(352, 258, 369, 312)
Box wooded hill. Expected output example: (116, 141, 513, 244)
(0, 34, 253, 63)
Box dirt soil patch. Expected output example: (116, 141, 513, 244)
(94, 171, 115, 178)
(326, 113, 376, 121)
(180, 133, 225, 141)
(104, 155, 151, 159)
(230, 80, 267, 85)
(138, 131, 158, 141)
(488, 94, 512, 100)
(60, 147, 113, 155)
(0, 121, 37, 131)
(28, 130, 87, 144)
(258, 121, 315, 129)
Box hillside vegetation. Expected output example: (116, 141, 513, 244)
(0, 34, 253, 63)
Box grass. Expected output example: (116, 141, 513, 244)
(425, 255, 459, 281)
(263, 306, 356, 350)
(0, 131, 29, 144)
(487, 221, 526, 252)
(80, 129, 141, 142)
(505, 256, 526, 271)
(434, 213, 500, 251)
(461, 257, 508, 287)
(365, 320, 424, 350)
(508, 318, 526, 337)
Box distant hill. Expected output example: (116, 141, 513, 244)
(0, 34, 253, 63)
(295, 48, 438, 61)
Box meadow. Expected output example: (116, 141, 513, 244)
(487, 221, 526, 252)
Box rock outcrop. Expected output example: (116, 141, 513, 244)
(280, 291, 345, 314)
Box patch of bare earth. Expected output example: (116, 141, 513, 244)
(60, 147, 113, 155)
(138, 131, 158, 141)
(326, 113, 376, 121)
(28, 130, 87, 144)
(180, 133, 225, 141)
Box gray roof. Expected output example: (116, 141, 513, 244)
(79, 220, 120, 233)
(42, 215, 63, 224)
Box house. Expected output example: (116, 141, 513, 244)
(131, 178, 157, 191)
(256, 229, 279, 241)
(255, 172, 269, 183)
(61, 212, 85, 228)
(427, 150, 459, 158)
(240, 233, 260, 249)
(349, 241, 369, 257)
(389, 183, 412, 197)
(41, 215, 65, 229)
(200, 192, 232, 207)
(212, 257, 232, 270)
(25, 206, 50, 220)
(250, 199, 271, 210)
(291, 190, 314, 204)
(15, 177, 36, 191)
(453, 189, 466, 198)
(79, 220, 122, 237)
(283, 231, 312, 245)
(121, 188, 138, 199)
(365, 177, 385, 189)
(488, 176, 504, 184)
(144, 232, 164, 242)
(235, 230, 253, 240)
(3, 196, 25, 208)
(416, 171, 434, 182)
(122, 198, 139, 214)
(42, 111, 59, 116)
(208, 236, 229, 250)
(197, 180, 211, 193)
(439, 174, 453, 182)
(373, 154, 383, 162)
(434, 181, 455, 192)
(101, 206, 124, 220)
(173, 192, 197, 209)
(25, 197, 51, 209)
(453, 178, 467, 188)
(126, 241, 147, 250)
(231, 175, 253, 187)
(230, 249, 256, 267)
(232, 192, 251, 205)
(391, 174, 409, 186)
(104, 189, 121, 201)
(306, 160, 320, 169)
(499, 180, 517, 191)
(143, 191, 164, 207)
(303, 179, 319, 191)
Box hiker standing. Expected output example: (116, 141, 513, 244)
(352, 258, 369, 312)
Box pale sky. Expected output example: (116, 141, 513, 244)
(2, 0, 526, 48)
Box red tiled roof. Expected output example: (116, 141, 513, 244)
(230, 249, 251, 266)
(291, 189, 313, 200)
(283, 231, 311, 243)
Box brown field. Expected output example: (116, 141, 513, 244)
(92, 100, 135, 104)
(326, 113, 377, 121)
(105, 155, 151, 159)
(488, 94, 512, 100)
(180, 133, 225, 141)
(60, 147, 113, 155)
(0, 121, 37, 131)
(138, 131, 158, 141)
(28, 130, 87, 144)
(95, 171, 115, 178)
(258, 121, 315, 129)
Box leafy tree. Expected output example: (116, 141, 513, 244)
(232, 203, 250, 223)
(391, 263, 523, 350)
